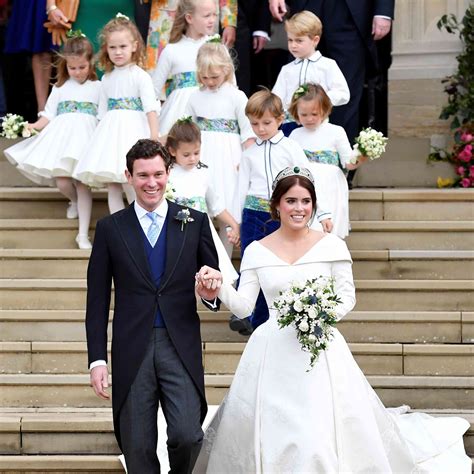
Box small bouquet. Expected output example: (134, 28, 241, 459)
(349, 127, 388, 164)
(273, 276, 342, 370)
(1, 114, 37, 139)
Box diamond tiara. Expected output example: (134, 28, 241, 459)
(272, 166, 315, 191)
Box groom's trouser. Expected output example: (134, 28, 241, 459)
(120, 328, 203, 474)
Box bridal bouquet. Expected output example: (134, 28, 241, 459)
(1, 113, 37, 139)
(349, 127, 388, 164)
(273, 276, 342, 370)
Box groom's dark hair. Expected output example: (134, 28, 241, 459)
(126, 139, 172, 174)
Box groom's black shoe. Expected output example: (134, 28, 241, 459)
(229, 315, 253, 336)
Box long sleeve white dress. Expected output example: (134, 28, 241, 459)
(194, 234, 471, 473)
(4, 78, 101, 185)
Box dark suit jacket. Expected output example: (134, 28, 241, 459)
(85, 201, 219, 449)
(290, 0, 394, 68)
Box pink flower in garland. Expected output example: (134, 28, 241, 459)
(460, 132, 473, 143)
(458, 144, 472, 162)
(470, 165, 474, 177)
(456, 165, 465, 176)
(460, 177, 471, 188)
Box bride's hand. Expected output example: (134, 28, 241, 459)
(195, 265, 222, 300)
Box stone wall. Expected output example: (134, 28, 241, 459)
(356, 0, 469, 187)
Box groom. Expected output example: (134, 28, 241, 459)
(85, 139, 222, 473)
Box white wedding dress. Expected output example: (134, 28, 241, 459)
(194, 234, 471, 473)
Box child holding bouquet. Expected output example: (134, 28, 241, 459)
(289, 83, 367, 238)
(4, 33, 99, 249)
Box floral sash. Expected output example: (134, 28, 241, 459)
(57, 101, 98, 116)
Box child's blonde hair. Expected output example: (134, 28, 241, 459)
(288, 83, 332, 123)
(245, 88, 284, 119)
(55, 35, 97, 87)
(196, 42, 235, 85)
(285, 10, 323, 38)
(166, 119, 202, 161)
(98, 16, 145, 72)
(169, 0, 200, 44)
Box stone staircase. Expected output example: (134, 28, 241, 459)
(0, 139, 473, 472)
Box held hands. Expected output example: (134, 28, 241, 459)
(195, 266, 223, 300)
(90, 366, 110, 400)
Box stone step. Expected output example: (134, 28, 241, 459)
(1, 310, 472, 344)
(2, 218, 472, 250)
(346, 221, 474, 250)
(1, 342, 472, 377)
(0, 374, 471, 409)
(0, 408, 472, 456)
(348, 188, 474, 221)
(0, 188, 109, 219)
(0, 454, 124, 472)
(1, 279, 472, 311)
(2, 249, 473, 280)
(1, 186, 473, 221)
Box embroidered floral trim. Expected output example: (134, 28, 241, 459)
(174, 196, 207, 213)
(57, 101, 98, 116)
(107, 97, 144, 111)
(174, 208, 194, 231)
(244, 195, 270, 212)
(165, 71, 198, 96)
(304, 150, 340, 166)
(196, 117, 240, 134)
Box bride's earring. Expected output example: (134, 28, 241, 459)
(276, 209, 280, 219)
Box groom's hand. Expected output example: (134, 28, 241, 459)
(90, 366, 110, 400)
(196, 266, 223, 300)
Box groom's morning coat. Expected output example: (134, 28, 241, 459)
(85, 201, 219, 449)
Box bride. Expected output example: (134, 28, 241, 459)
(195, 166, 471, 473)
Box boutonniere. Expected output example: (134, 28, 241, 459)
(174, 208, 194, 231)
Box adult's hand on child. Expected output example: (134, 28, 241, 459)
(222, 26, 236, 48)
(227, 227, 240, 246)
(90, 366, 110, 400)
(321, 218, 333, 233)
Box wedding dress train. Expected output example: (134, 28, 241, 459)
(194, 235, 471, 473)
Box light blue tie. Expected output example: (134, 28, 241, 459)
(146, 212, 160, 247)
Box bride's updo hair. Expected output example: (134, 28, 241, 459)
(269, 175, 317, 221)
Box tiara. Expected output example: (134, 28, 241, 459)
(272, 166, 314, 191)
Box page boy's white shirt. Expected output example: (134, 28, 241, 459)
(272, 51, 350, 110)
(238, 130, 331, 222)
